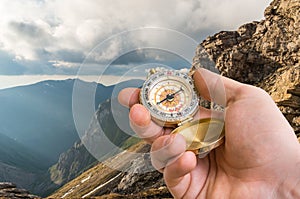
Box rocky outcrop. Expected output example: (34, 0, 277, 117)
(112, 145, 168, 197)
(0, 162, 38, 193)
(33, 99, 132, 197)
(48, 142, 172, 199)
(0, 182, 40, 199)
(193, 0, 300, 133)
(31, 140, 97, 197)
(49, 141, 97, 187)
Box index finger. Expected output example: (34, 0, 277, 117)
(118, 88, 167, 143)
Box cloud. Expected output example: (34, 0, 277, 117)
(0, 51, 25, 75)
(49, 60, 80, 68)
(0, 0, 272, 75)
(6, 20, 53, 61)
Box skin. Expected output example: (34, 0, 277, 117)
(118, 68, 300, 199)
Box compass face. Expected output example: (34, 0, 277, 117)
(140, 70, 199, 126)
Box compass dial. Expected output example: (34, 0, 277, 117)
(140, 70, 199, 127)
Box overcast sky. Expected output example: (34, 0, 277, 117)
(0, 0, 272, 77)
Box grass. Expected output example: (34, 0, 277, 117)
(48, 141, 147, 199)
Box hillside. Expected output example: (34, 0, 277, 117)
(0, 79, 117, 197)
(0, 133, 48, 172)
(0, 133, 49, 191)
(48, 141, 171, 199)
(25, 79, 143, 197)
(34, 98, 141, 197)
(0, 79, 113, 163)
(49, 0, 300, 198)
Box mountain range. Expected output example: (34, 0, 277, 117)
(0, 78, 142, 195)
(32, 98, 141, 196)
(0, 79, 114, 164)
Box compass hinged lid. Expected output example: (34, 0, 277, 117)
(171, 118, 225, 152)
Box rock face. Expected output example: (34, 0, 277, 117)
(48, 142, 172, 199)
(31, 140, 97, 197)
(193, 0, 300, 133)
(34, 99, 133, 197)
(0, 162, 39, 193)
(0, 182, 40, 199)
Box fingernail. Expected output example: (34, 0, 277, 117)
(129, 104, 151, 127)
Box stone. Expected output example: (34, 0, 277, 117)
(0, 182, 40, 199)
(193, 0, 300, 134)
(0, 183, 15, 190)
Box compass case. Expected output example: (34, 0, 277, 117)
(171, 118, 225, 158)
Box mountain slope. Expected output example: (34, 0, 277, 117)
(48, 141, 171, 199)
(24, 79, 143, 197)
(0, 133, 48, 171)
(0, 79, 116, 195)
(0, 133, 49, 191)
(37, 97, 140, 197)
(0, 79, 113, 164)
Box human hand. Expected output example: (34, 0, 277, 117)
(118, 68, 300, 198)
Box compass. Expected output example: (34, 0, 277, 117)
(140, 68, 225, 158)
(140, 69, 199, 127)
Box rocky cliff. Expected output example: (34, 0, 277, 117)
(31, 98, 134, 197)
(49, 0, 300, 198)
(48, 141, 171, 199)
(0, 182, 40, 199)
(193, 0, 300, 133)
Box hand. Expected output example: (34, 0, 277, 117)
(118, 68, 300, 198)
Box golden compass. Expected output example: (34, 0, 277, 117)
(140, 68, 225, 158)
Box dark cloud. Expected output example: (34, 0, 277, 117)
(9, 21, 51, 46)
(111, 48, 191, 68)
(51, 50, 85, 64)
(0, 0, 272, 75)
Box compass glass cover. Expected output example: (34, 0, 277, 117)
(140, 70, 199, 125)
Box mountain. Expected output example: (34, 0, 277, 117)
(48, 141, 171, 199)
(0, 79, 114, 164)
(34, 97, 141, 197)
(9, 79, 142, 197)
(0, 133, 48, 172)
(46, 79, 144, 186)
(0, 133, 47, 191)
(0, 78, 143, 196)
(0, 78, 118, 195)
(193, 0, 300, 134)
(49, 0, 300, 198)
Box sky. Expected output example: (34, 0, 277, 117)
(0, 0, 272, 88)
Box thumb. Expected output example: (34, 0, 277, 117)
(193, 68, 242, 106)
